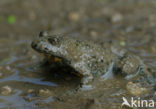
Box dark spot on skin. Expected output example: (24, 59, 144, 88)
(92, 56, 96, 59)
(85, 43, 89, 46)
(45, 47, 48, 50)
(76, 40, 80, 46)
(88, 63, 92, 68)
(76, 40, 81, 43)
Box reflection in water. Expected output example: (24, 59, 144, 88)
(0, 89, 53, 109)
(0, 69, 57, 87)
(0, 90, 33, 108)
(0, 55, 24, 65)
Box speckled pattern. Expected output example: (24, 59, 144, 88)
(32, 31, 154, 90)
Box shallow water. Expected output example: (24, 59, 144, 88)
(0, 0, 156, 109)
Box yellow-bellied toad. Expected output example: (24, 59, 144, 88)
(31, 31, 155, 91)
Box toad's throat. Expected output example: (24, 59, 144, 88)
(45, 54, 83, 78)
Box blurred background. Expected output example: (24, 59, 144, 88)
(0, 0, 156, 109)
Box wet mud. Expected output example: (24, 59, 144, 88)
(0, 0, 156, 109)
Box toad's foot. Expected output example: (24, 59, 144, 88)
(80, 84, 94, 91)
(80, 73, 94, 91)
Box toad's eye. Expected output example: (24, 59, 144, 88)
(48, 37, 59, 45)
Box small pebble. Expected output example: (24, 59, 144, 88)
(39, 89, 52, 96)
(90, 31, 98, 40)
(125, 26, 134, 33)
(28, 89, 35, 93)
(68, 12, 80, 22)
(6, 66, 11, 70)
(1, 86, 12, 95)
(29, 11, 36, 21)
(111, 13, 123, 23)
(126, 82, 147, 95)
(120, 41, 126, 46)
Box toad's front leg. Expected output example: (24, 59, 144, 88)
(72, 61, 94, 91)
(80, 72, 94, 91)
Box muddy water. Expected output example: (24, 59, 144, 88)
(0, 0, 156, 109)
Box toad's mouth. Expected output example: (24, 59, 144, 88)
(45, 54, 83, 78)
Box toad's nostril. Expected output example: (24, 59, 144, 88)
(39, 31, 48, 37)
